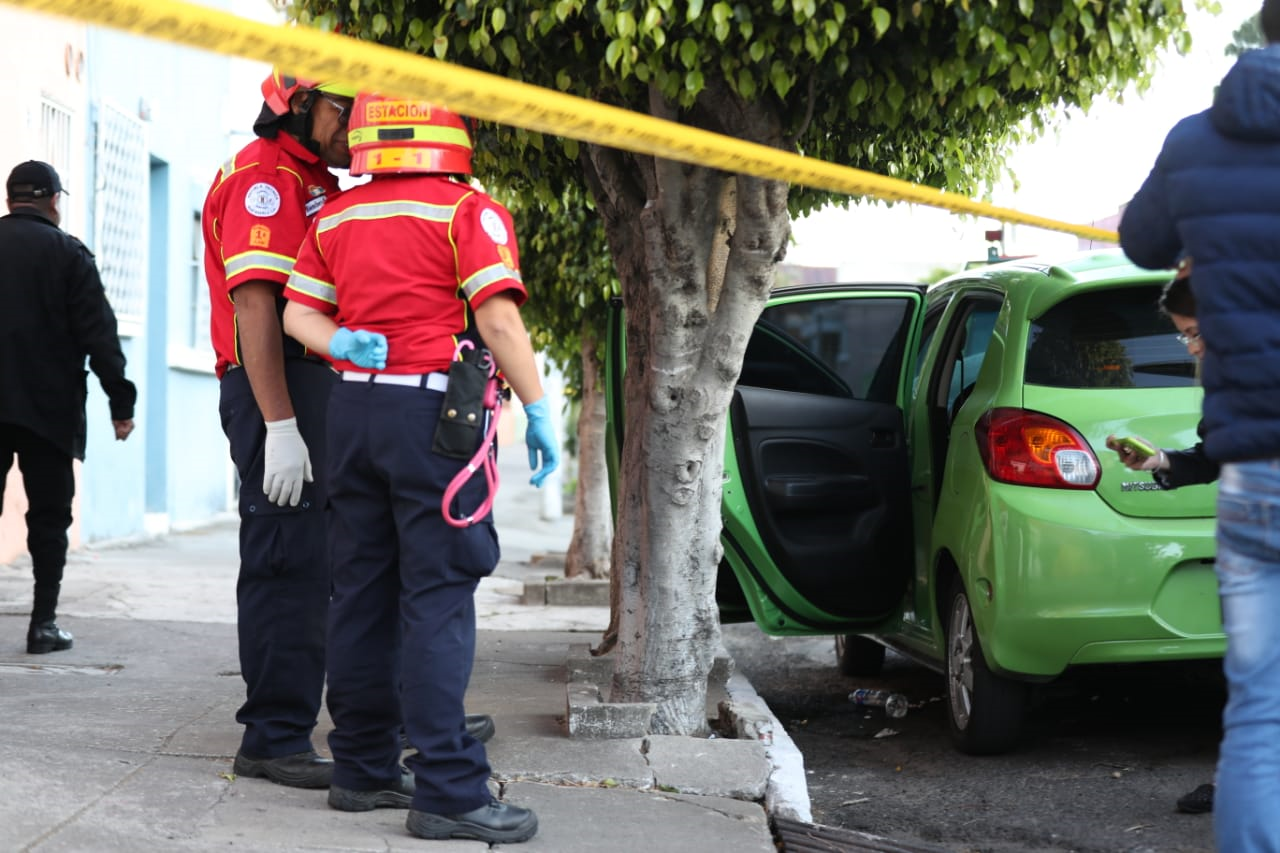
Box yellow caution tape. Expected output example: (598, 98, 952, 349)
(4, 0, 1121, 244)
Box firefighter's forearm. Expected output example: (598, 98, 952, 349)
(234, 281, 294, 423)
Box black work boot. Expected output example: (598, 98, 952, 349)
(399, 714, 496, 750)
(406, 800, 538, 843)
(232, 750, 334, 789)
(27, 620, 73, 654)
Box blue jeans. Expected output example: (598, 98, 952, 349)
(1215, 459, 1280, 853)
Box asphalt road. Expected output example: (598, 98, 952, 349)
(722, 624, 1223, 853)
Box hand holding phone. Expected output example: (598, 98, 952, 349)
(1107, 435, 1156, 459)
(1106, 435, 1164, 472)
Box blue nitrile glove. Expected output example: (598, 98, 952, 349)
(523, 397, 560, 488)
(329, 327, 388, 369)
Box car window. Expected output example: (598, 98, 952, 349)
(946, 304, 1000, 412)
(911, 302, 948, 398)
(740, 296, 915, 403)
(1024, 286, 1196, 388)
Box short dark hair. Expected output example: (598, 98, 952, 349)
(1264, 0, 1280, 43)
(1159, 275, 1196, 318)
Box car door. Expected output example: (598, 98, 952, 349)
(719, 286, 926, 634)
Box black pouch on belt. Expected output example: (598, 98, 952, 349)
(432, 347, 492, 459)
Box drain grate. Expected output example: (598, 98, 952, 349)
(774, 817, 958, 853)
(0, 662, 123, 675)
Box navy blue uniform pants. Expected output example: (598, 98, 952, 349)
(325, 379, 499, 813)
(0, 423, 75, 621)
(219, 359, 335, 758)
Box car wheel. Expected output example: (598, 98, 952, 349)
(944, 577, 1028, 755)
(835, 634, 886, 676)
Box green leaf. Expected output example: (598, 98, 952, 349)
(870, 6, 891, 39)
(748, 40, 766, 62)
(687, 0, 704, 22)
(680, 38, 698, 68)
(885, 81, 905, 111)
(1017, 0, 1032, 16)
(492, 7, 507, 33)
(605, 38, 622, 69)
(711, 1, 731, 27)
(616, 10, 637, 39)
(685, 69, 705, 94)
(975, 85, 996, 110)
(371, 12, 388, 36)
(769, 61, 794, 98)
(500, 34, 519, 65)
(848, 76, 869, 106)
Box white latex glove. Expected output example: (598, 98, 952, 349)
(263, 417, 312, 507)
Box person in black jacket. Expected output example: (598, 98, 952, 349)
(0, 160, 136, 654)
(1110, 265, 1218, 489)
(1110, 263, 1220, 816)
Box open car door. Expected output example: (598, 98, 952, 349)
(604, 285, 925, 636)
(719, 286, 925, 635)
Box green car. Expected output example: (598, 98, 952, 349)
(605, 249, 1221, 755)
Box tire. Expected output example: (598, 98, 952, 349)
(944, 576, 1028, 755)
(835, 634, 886, 676)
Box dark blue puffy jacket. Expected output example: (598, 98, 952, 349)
(1120, 45, 1280, 463)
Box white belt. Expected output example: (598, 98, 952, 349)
(341, 371, 448, 392)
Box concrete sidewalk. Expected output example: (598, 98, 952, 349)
(0, 453, 810, 852)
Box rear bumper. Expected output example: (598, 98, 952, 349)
(964, 487, 1221, 677)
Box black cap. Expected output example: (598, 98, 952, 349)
(6, 160, 65, 201)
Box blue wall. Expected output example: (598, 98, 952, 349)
(77, 13, 242, 541)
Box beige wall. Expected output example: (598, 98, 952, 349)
(0, 8, 89, 564)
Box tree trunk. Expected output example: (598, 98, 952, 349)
(582, 81, 791, 734)
(564, 328, 612, 579)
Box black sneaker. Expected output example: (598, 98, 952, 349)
(329, 768, 414, 811)
(27, 621, 73, 654)
(1176, 782, 1214, 814)
(406, 800, 538, 844)
(232, 750, 333, 789)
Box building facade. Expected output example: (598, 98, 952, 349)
(0, 3, 268, 563)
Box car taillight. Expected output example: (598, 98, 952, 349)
(975, 408, 1100, 489)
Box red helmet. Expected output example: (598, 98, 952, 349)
(347, 93, 473, 178)
(260, 69, 357, 117)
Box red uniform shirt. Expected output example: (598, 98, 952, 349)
(284, 174, 527, 374)
(202, 133, 341, 378)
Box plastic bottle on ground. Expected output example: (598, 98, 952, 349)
(848, 688, 909, 719)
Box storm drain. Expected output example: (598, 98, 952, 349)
(0, 662, 123, 675)
(774, 817, 957, 853)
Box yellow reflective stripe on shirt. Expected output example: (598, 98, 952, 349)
(461, 262, 521, 300)
(224, 250, 296, 279)
(285, 271, 336, 305)
(316, 200, 456, 234)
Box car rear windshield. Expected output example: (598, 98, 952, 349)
(1024, 285, 1196, 388)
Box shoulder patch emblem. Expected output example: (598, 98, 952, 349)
(305, 195, 326, 217)
(480, 207, 508, 245)
(249, 224, 271, 248)
(496, 244, 515, 270)
(245, 182, 282, 217)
